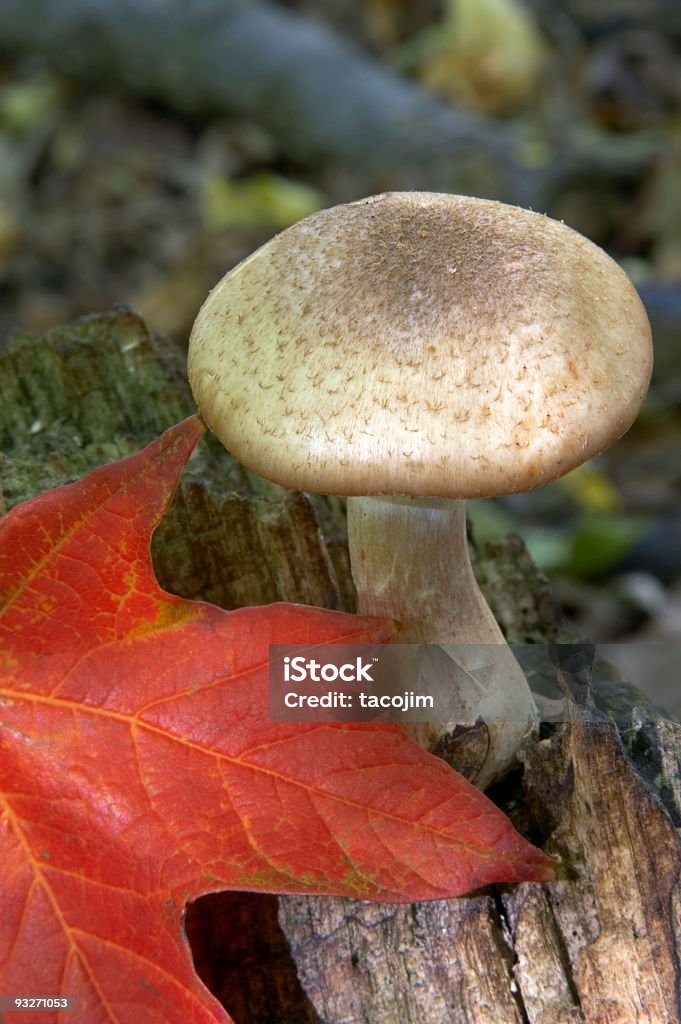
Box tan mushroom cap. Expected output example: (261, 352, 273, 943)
(188, 192, 652, 498)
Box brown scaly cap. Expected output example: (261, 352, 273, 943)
(188, 192, 653, 497)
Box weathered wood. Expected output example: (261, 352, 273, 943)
(280, 693, 681, 1024)
(280, 893, 529, 1024)
(524, 715, 681, 1024)
(2, 310, 680, 1024)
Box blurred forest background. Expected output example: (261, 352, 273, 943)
(1, 0, 680, 654)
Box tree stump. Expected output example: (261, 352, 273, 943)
(2, 310, 680, 1024)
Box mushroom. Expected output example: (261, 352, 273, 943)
(188, 192, 652, 788)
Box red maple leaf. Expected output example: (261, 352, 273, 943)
(0, 416, 554, 1023)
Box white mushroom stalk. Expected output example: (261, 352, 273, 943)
(187, 191, 653, 790)
(348, 495, 536, 789)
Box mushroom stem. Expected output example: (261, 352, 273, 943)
(347, 495, 539, 789)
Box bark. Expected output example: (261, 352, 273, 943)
(0, 0, 654, 208)
(2, 310, 680, 1023)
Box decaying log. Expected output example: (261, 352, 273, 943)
(278, 637, 681, 1024)
(2, 310, 680, 1024)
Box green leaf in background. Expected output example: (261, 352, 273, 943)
(0, 74, 61, 133)
(555, 464, 621, 514)
(524, 515, 649, 578)
(202, 172, 323, 232)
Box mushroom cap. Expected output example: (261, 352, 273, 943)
(188, 192, 652, 498)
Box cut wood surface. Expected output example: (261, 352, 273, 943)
(2, 310, 680, 1023)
